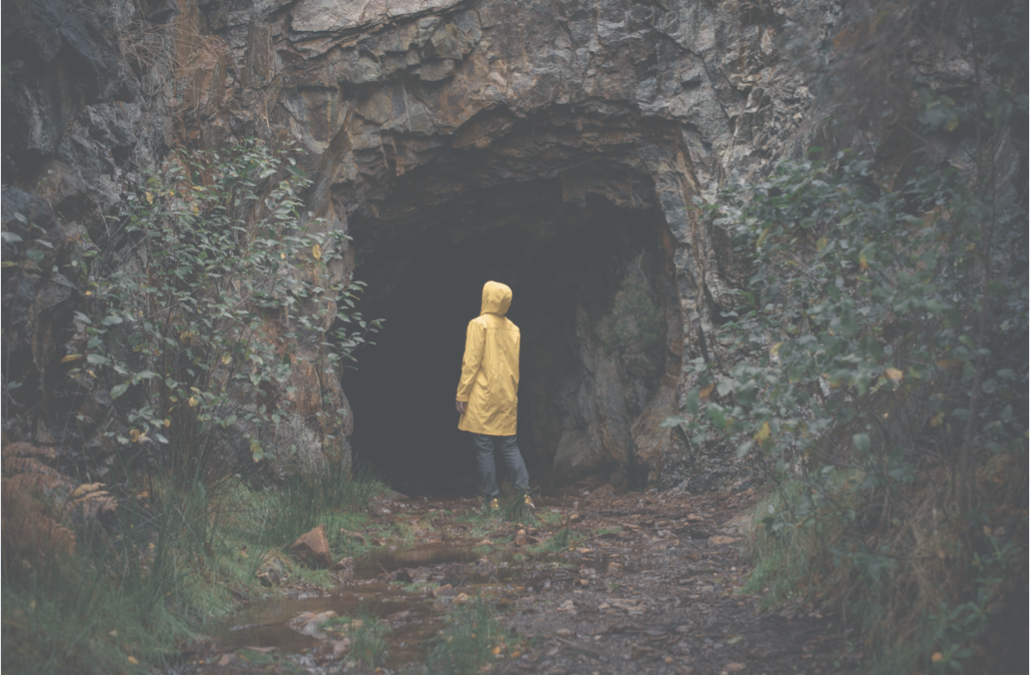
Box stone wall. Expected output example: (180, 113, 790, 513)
(1, 0, 846, 488)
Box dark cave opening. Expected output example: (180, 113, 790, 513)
(342, 177, 675, 496)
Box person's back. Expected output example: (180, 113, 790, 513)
(455, 281, 532, 508)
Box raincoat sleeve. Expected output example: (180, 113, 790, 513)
(456, 320, 485, 402)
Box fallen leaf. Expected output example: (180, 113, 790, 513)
(931, 652, 944, 662)
(312, 243, 322, 260)
(709, 535, 741, 545)
(885, 367, 904, 383)
(127, 655, 138, 665)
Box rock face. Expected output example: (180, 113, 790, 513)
(1, 0, 988, 489)
(0, 0, 829, 488)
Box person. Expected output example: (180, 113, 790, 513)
(455, 281, 533, 510)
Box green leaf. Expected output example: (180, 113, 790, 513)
(102, 315, 124, 326)
(708, 406, 726, 429)
(852, 433, 871, 454)
(110, 383, 130, 399)
(685, 389, 700, 415)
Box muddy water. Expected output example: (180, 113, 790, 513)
(212, 544, 524, 670)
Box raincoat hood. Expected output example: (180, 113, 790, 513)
(480, 281, 512, 316)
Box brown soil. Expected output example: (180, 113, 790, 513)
(185, 479, 847, 674)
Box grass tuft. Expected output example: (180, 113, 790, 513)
(348, 611, 391, 668)
(426, 598, 510, 675)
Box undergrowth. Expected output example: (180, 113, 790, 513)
(742, 463, 1026, 673)
(676, 7, 1029, 666)
(348, 611, 391, 668)
(529, 519, 581, 554)
(1, 467, 383, 674)
(426, 598, 512, 675)
(497, 491, 536, 524)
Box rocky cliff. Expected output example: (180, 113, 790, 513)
(2, 0, 989, 489)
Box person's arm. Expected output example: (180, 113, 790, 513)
(455, 321, 485, 413)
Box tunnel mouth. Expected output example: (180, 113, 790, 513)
(341, 170, 678, 496)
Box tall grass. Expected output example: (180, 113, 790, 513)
(426, 599, 509, 675)
(742, 460, 1027, 674)
(349, 610, 391, 668)
(1, 462, 385, 673)
(263, 458, 385, 548)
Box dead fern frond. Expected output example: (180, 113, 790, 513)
(2, 512, 76, 557)
(2, 456, 71, 481)
(69, 483, 118, 518)
(2, 442, 58, 461)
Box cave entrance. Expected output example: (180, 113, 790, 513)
(342, 174, 676, 496)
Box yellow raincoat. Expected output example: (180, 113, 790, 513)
(456, 281, 520, 436)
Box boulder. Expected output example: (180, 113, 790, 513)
(289, 524, 333, 568)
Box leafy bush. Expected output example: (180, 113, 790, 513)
(670, 150, 1027, 670)
(72, 139, 379, 484)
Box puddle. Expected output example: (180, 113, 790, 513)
(354, 544, 494, 579)
(214, 584, 425, 650)
(211, 544, 532, 670)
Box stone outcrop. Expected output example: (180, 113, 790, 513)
(3, 0, 1001, 490)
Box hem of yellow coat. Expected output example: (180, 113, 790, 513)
(457, 423, 518, 436)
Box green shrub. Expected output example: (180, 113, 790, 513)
(671, 149, 1027, 671)
(72, 138, 379, 485)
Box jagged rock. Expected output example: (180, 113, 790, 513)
(2, 0, 1012, 493)
(289, 524, 333, 569)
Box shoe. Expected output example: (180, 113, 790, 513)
(487, 498, 499, 511)
(523, 494, 535, 509)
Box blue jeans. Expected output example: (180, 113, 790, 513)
(471, 433, 530, 499)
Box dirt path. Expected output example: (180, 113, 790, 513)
(490, 483, 842, 675)
(187, 481, 844, 674)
